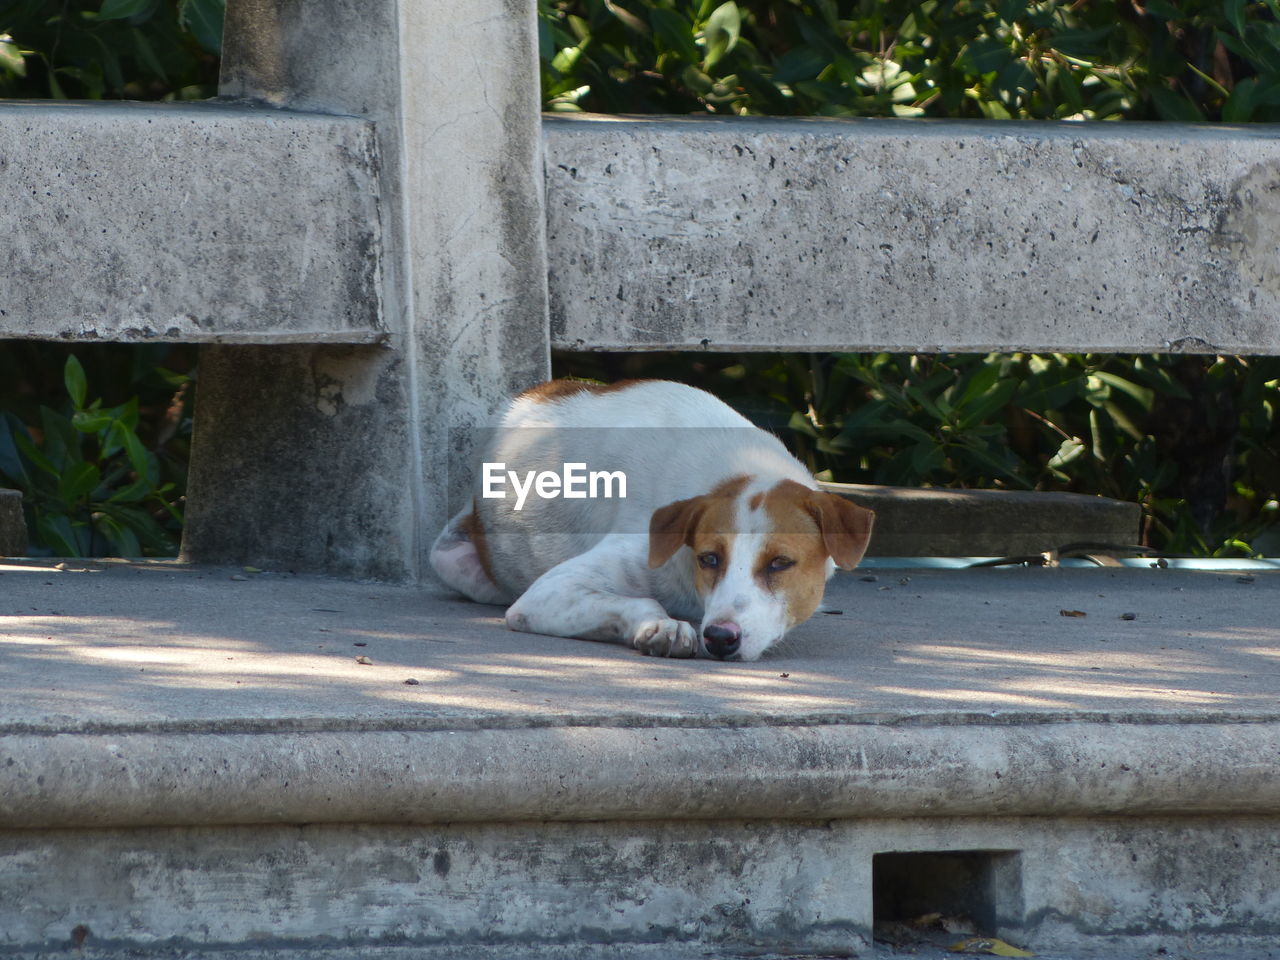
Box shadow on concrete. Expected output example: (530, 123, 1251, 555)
(1, 560, 1277, 729)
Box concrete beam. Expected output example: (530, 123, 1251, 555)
(825, 482, 1141, 557)
(545, 115, 1280, 354)
(0, 102, 383, 343)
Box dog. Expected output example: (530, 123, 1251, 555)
(430, 379, 874, 661)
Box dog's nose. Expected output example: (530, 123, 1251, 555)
(702, 622, 741, 659)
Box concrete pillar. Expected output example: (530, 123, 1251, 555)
(0, 488, 26, 557)
(182, 0, 550, 579)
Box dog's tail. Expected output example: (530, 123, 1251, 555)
(428, 507, 510, 605)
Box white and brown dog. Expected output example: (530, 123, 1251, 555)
(430, 379, 874, 661)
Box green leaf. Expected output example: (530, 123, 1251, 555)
(40, 407, 82, 470)
(884, 418, 936, 445)
(177, 0, 225, 55)
(72, 411, 114, 434)
(64, 355, 88, 410)
(962, 36, 1014, 75)
(1048, 436, 1087, 470)
(0, 413, 33, 489)
(604, 0, 649, 37)
(1093, 371, 1155, 409)
(1149, 86, 1204, 122)
(910, 440, 945, 475)
(0, 37, 27, 78)
(59, 461, 101, 504)
(703, 1, 741, 69)
(1050, 26, 1115, 62)
(998, 0, 1027, 24)
(97, 502, 176, 554)
(1226, 0, 1248, 37)
(97, 0, 156, 21)
(958, 378, 1020, 428)
(15, 431, 59, 479)
(650, 8, 700, 64)
(130, 27, 168, 81)
(903, 384, 945, 421)
(37, 514, 86, 557)
(93, 512, 143, 557)
(773, 46, 828, 84)
(1223, 77, 1257, 122)
(122, 429, 153, 479)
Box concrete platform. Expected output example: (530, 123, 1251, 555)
(1, 559, 1277, 959)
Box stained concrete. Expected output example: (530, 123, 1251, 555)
(0, 560, 1276, 957)
(0, 101, 383, 343)
(544, 115, 1280, 354)
(826, 482, 1140, 557)
(0, 489, 23, 556)
(182, 0, 550, 581)
(0, 559, 1277, 958)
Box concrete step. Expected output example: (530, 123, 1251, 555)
(0, 560, 1277, 959)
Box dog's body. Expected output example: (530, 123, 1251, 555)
(430, 379, 874, 660)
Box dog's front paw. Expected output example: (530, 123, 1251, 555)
(632, 619, 698, 658)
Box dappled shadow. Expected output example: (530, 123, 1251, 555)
(1, 561, 1277, 729)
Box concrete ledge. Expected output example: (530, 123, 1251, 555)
(0, 101, 384, 343)
(824, 482, 1141, 557)
(1, 561, 1278, 956)
(0, 489, 23, 556)
(2, 716, 1279, 830)
(545, 115, 1280, 354)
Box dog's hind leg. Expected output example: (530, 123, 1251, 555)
(429, 508, 510, 604)
(503, 540, 698, 658)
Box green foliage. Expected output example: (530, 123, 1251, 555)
(557, 351, 1280, 557)
(0, 0, 222, 100)
(0, 354, 190, 557)
(540, 0, 1280, 120)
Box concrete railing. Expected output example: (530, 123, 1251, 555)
(544, 115, 1280, 355)
(2, 0, 1278, 578)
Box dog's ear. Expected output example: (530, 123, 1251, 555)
(808, 492, 875, 569)
(649, 496, 706, 569)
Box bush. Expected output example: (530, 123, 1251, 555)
(0, 0, 222, 100)
(555, 351, 1280, 557)
(540, 0, 1280, 121)
(0, 353, 191, 556)
(1, 0, 1276, 557)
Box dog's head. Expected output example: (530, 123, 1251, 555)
(648, 477, 874, 661)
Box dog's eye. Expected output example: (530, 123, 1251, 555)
(697, 552, 720, 569)
(767, 556, 795, 572)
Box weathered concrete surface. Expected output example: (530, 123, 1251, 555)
(0, 489, 24, 556)
(183, 0, 550, 580)
(0, 101, 383, 343)
(3, 817, 1279, 959)
(0, 560, 1277, 957)
(827, 482, 1141, 557)
(545, 115, 1280, 354)
(1, 559, 1276, 826)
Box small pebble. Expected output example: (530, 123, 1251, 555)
(404, 678, 420, 685)
(1120, 612, 1137, 621)
(355, 655, 373, 665)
